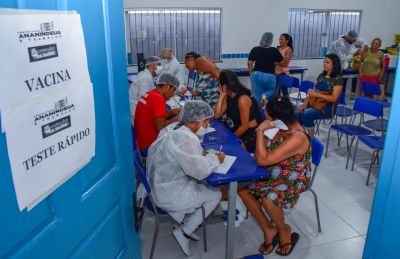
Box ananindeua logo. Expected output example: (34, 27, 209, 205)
(28, 44, 58, 62)
(18, 21, 62, 43)
(33, 97, 75, 126)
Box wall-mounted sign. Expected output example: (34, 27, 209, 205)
(0, 11, 95, 211)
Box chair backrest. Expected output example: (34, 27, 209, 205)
(353, 97, 384, 117)
(362, 82, 381, 96)
(133, 150, 152, 193)
(310, 136, 324, 166)
(310, 136, 324, 187)
(299, 80, 314, 93)
(187, 69, 197, 91)
(131, 126, 138, 152)
(338, 91, 346, 105)
(292, 77, 300, 89)
(278, 74, 294, 88)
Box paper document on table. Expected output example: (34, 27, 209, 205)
(206, 127, 216, 133)
(214, 155, 236, 174)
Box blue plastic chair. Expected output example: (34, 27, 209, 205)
(291, 80, 313, 105)
(361, 82, 389, 104)
(361, 82, 389, 132)
(276, 74, 294, 96)
(351, 135, 385, 186)
(133, 150, 208, 259)
(325, 97, 384, 169)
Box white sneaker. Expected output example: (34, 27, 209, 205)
(173, 228, 191, 256)
(184, 231, 200, 241)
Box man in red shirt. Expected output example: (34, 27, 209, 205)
(134, 73, 180, 156)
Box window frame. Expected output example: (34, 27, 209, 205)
(288, 8, 362, 60)
(124, 7, 223, 66)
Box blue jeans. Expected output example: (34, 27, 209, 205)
(297, 107, 324, 129)
(251, 71, 276, 104)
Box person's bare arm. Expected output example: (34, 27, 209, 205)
(154, 116, 178, 132)
(248, 60, 254, 75)
(309, 84, 343, 103)
(254, 131, 309, 166)
(275, 48, 292, 67)
(234, 95, 252, 137)
(214, 87, 228, 118)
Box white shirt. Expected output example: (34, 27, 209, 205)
(328, 37, 354, 69)
(161, 57, 187, 88)
(128, 68, 154, 125)
(146, 122, 220, 222)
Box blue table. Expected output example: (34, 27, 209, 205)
(202, 119, 242, 146)
(230, 66, 308, 81)
(205, 141, 269, 259)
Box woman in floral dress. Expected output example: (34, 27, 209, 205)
(238, 96, 312, 256)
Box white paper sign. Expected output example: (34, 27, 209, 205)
(2, 84, 95, 211)
(0, 13, 91, 110)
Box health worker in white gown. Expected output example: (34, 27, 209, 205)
(146, 100, 223, 256)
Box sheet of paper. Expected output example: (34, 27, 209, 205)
(264, 127, 279, 140)
(271, 119, 288, 130)
(206, 127, 216, 133)
(214, 155, 236, 175)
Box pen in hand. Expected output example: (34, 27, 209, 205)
(218, 145, 225, 163)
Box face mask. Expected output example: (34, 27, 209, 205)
(155, 65, 163, 75)
(162, 58, 170, 64)
(195, 120, 209, 138)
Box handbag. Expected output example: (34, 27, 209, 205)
(307, 96, 327, 111)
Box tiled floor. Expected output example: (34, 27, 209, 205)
(139, 103, 382, 259)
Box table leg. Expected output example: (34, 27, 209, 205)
(300, 72, 304, 82)
(225, 181, 238, 259)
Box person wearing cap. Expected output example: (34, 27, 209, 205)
(327, 30, 358, 96)
(327, 30, 358, 69)
(146, 100, 224, 256)
(160, 48, 186, 88)
(129, 56, 162, 124)
(184, 51, 220, 109)
(134, 73, 180, 157)
(248, 32, 283, 104)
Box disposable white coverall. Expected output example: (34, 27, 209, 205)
(129, 68, 154, 125)
(327, 37, 354, 69)
(146, 122, 221, 235)
(161, 57, 187, 88)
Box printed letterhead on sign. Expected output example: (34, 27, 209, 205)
(2, 84, 95, 211)
(0, 13, 91, 111)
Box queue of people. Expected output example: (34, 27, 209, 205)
(129, 29, 387, 256)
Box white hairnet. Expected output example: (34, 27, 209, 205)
(179, 100, 214, 122)
(156, 72, 180, 88)
(355, 38, 366, 46)
(346, 30, 358, 39)
(260, 32, 273, 47)
(145, 56, 161, 67)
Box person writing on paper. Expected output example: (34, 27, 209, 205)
(297, 54, 343, 136)
(134, 73, 180, 157)
(129, 56, 162, 124)
(147, 100, 224, 256)
(214, 70, 262, 152)
(238, 96, 311, 256)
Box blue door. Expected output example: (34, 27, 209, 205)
(0, 1, 141, 258)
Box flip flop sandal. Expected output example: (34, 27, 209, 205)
(275, 232, 300, 256)
(258, 233, 279, 255)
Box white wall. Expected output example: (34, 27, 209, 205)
(125, 0, 400, 80)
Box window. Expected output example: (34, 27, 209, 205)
(125, 8, 222, 65)
(288, 9, 362, 59)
